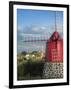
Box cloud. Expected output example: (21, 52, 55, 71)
(17, 41, 46, 53)
(22, 26, 48, 34)
(17, 25, 63, 41)
(17, 25, 63, 53)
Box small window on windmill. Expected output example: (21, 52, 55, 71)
(52, 49, 57, 55)
(52, 49, 58, 60)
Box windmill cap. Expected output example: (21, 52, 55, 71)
(50, 31, 60, 40)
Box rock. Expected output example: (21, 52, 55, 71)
(43, 62, 63, 79)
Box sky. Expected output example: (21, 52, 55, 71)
(17, 9, 63, 53)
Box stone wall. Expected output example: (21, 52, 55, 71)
(43, 62, 63, 79)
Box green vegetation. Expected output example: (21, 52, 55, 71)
(17, 60, 45, 80)
(17, 51, 45, 64)
(17, 51, 45, 80)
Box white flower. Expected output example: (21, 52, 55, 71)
(25, 54, 29, 59)
(32, 55, 35, 57)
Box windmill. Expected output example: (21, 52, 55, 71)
(23, 11, 63, 62)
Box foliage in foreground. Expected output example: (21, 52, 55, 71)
(17, 51, 45, 64)
(17, 60, 45, 80)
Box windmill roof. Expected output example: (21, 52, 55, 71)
(50, 31, 61, 41)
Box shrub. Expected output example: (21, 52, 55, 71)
(17, 61, 45, 80)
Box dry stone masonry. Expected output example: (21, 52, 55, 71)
(43, 62, 63, 79)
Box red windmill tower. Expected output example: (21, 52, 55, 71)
(23, 12, 63, 62)
(45, 31, 63, 62)
(45, 11, 63, 62)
